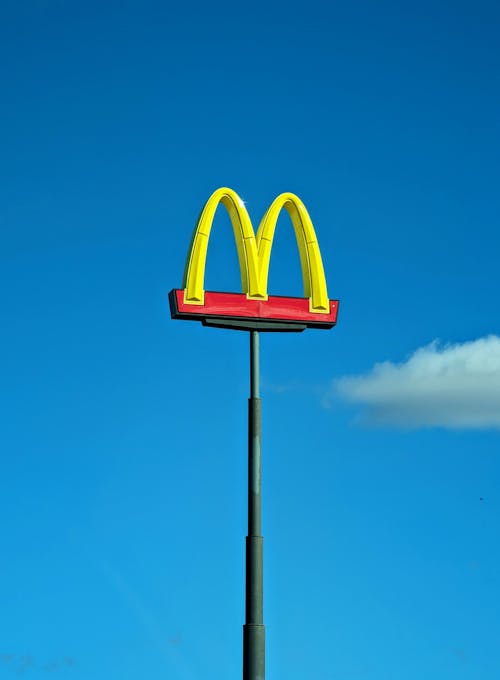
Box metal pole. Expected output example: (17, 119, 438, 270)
(243, 330, 265, 680)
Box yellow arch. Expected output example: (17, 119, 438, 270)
(182, 187, 330, 313)
(256, 193, 329, 312)
(182, 187, 263, 304)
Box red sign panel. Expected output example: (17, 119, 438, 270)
(170, 289, 339, 331)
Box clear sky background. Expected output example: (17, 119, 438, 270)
(1, 1, 499, 678)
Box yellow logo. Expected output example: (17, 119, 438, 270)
(182, 187, 330, 314)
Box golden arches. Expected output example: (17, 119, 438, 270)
(182, 187, 330, 313)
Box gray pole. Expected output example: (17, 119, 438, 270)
(243, 330, 265, 680)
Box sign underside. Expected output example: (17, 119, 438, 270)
(169, 289, 339, 332)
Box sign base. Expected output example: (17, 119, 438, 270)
(169, 289, 339, 332)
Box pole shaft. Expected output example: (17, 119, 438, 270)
(243, 331, 265, 680)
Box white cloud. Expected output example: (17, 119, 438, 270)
(333, 336, 500, 429)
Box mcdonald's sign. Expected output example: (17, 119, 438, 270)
(169, 187, 339, 331)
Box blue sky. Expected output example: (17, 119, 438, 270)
(1, 1, 499, 678)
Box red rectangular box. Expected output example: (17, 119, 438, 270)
(169, 289, 338, 331)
